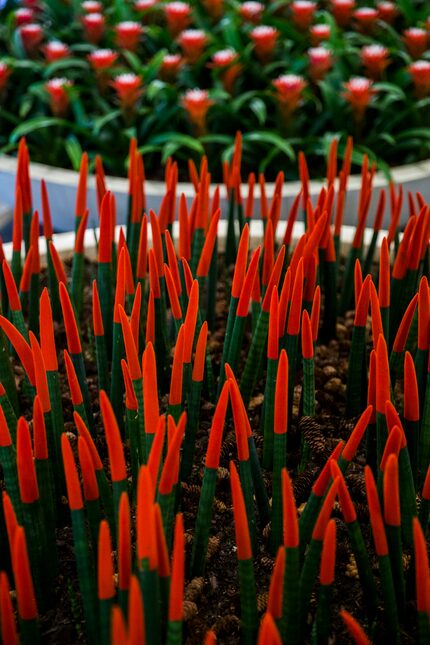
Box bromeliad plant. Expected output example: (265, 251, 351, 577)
(0, 133, 430, 644)
(0, 1, 430, 176)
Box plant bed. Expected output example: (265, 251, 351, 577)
(0, 138, 428, 645)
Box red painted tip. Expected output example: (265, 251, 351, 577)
(150, 210, 165, 277)
(365, 465, 388, 556)
(418, 276, 430, 351)
(92, 280, 104, 337)
(3, 260, 21, 312)
(204, 630, 217, 645)
(75, 152, 88, 218)
(165, 230, 181, 295)
(0, 409, 12, 449)
(111, 606, 128, 644)
(278, 268, 291, 340)
(98, 520, 114, 600)
(370, 282, 383, 348)
(74, 411, 103, 470)
(137, 465, 158, 569)
(340, 611, 371, 645)
(367, 350, 376, 423)
(237, 247, 261, 317)
(193, 321, 208, 382)
(354, 275, 371, 326)
(19, 246, 33, 293)
(130, 283, 142, 353)
(230, 461, 252, 560)
(118, 305, 141, 380)
(310, 285, 321, 342)
(169, 513, 185, 621)
(39, 288, 57, 371)
(158, 414, 186, 495)
(413, 517, 430, 612)
(98, 193, 112, 264)
(128, 575, 145, 645)
(47, 242, 67, 288)
(287, 257, 304, 335)
(268, 547, 285, 619)
(320, 518, 336, 585)
(59, 283, 82, 354)
(354, 260, 363, 310)
(258, 613, 282, 645)
(404, 351, 419, 421)
(301, 310, 313, 360)
(262, 220, 274, 288)
(380, 425, 402, 472)
(29, 332, 50, 413)
(170, 325, 184, 406)
(408, 205, 428, 271)
(75, 210, 88, 254)
(422, 465, 430, 500)
(13, 526, 38, 620)
(392, 216, 415, 280)
(327, 137, 338, 185)
(179, 195, 191, 262)
(283, 190, 301, 248)
(384, 401, 407, 448)
(268, 286, 279, 360)
(245, 173, 255, 221)
(303, 252, 317, 302)
(303, 211, 328, 261)
(64, 349, 83, 406)
(0, 315, 35, 385)
(17, 417, 39, 504)
(205, 381, 229, 469)
(0, 382, 5, 397)
(121, 359, 138, 411)
(146, 289, 155, 346)
(33, 396, 48, 461)
(113, 250, 126, 324)
(181, 257, 194, 296)
(12, 186, 23, 253)
(383, 453, 400, 527)
(78, 435, 99, 502)
(341, 405, 373, 462)
(262, 246, 286, 313)
(197, 209, 220, 278)
(143, 342, 159, 435)
(147, 417, 165, 498)
(0, 572, 18, 645)
(3, 492, 17, 555)
(228, 378, 250, 461)
(274, 350, 288, 436)
(376, 335, 390, 414)
(312, 441, 344, 496)
(136, 214, 148, 280)
(282, 467, 299, 548)
(393, 293, 418, 353)
(154, 504, 170, 579)
(183, 280, 199, 364)
(330, 460, 356, 523)
(61, 433, 83, 511)
(100, 391, 127, 483)
(148, 249, 161, 299)
(118, 491, 131, 591)
(165, 264, 183, 321)
(312, 478, 339, 541)
(379, 237, 390, 308)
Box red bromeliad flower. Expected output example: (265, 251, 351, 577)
(115, 21, 143, 51)
(354, 6, 378, 33)
(182, 88, 213, 134)
(20, 23, 43, 54)
(409, 60, 430, 97)
(210, 48, 242, 93)
(403, 28, 428, 59)
(377, 1, 397, 23)
(361, 44, 390, 79)
(250, 25, 279, 62)
(43, 41, 70, 62)
(273, 73, 306, 115)
(239, 1, 264, 23)
(0, 63, 11, 94)
(308, 47, 333, 80)
(81, 0, 102, 12)
(45, 78, 73, 116)
(164, 2, 192, 36)
(310, 23, 331, 45)
(15, 8, 33, 25)
(82, 12, 105, 44)
(202, 0, 224, 20)
(178, 29, 208, 64)
(159, 53, 183, 81)
(343, 76, 376, 120)
(135, 0, 157, 11)
(112, 73, 142, 110)
(330, 0, 355, 27)
(291, 0, 317, 30)
(88, 48, 118, 71)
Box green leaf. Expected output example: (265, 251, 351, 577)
(65, 135, 83, 171)
(242, 132, 296, 162)
(396, 128, 430, 142)
(147, 132, 204, 155)
(43, 58, 89, 78)
(93, 110, 121, 135)
(9, 116, 79, 142)
(249, 98, 267, 126)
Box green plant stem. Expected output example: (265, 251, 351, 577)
(269, 432, 286, 553)
(110, 322, 124, 431)
(238, 558, 258, 645)
(239, 458, 257, 554)
(315, 584, 332, 645)
(139, 565, 161, 645)
(386, 524, 405, 617)
(97, 262, 113, 357)
(346, 326, 367, 418)
(181, 377, 203, 482)
(299, 538, 323, 639)
(240, 308, 270, 406)
(378, 553, 400, 644)
(71, 252, 84, 319)
(190, 467, 217, 577)
(262, 356, 277, 470)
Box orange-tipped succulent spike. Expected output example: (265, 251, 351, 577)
(59, 283, 82, 354)
(282, 467, 299, 548)
(17, 417, 39, 504)
(365, 466, 388, 556)
(230, 461, 252, 560)
(320, 518, 336, 585)
(0, 315, 35, 385)
(2, 259, 21, 312)
(257, 613, 282, 645)
(418, 276, 430, 351)
(29, 332, 50, 412)
(370, 282, 384, 348)
(340, 611, 371, 645)
(136, 214, 148, 281)
(169, 325, 184, 409)
(0, 572, 18, 645)
(118, 491, 131, 596)
(192, 321, 208, 382)
(404, 351, 419, 422)
(39, 288, 57, 371)
(236, 247, 261, 318)
(228, 377, 249, 462)
(196, 209, 221, 278)
(19, 246, 33, 293)
(262, 219, 274, 289)
(267, 286, 279, 360)
(75, 152, 88, 219)
(301, 309, 313, 360)
(121, 360, 138, 412)
(98, 520, 115, 600)
(61, 433, 83, 511)
(118, 305, 141, 380)
(137, 466, 157, 570)
(158, 413, 186, 496)
(312, 478, 339, 541)
(384, 453, 400, 527)
(165, 229, 182, 295)
(100, 391, 127, 485)
(78, 436, 99, 503)
(64, 350, 84, 407)
(111, 606, 128, 644)
(413, 517, 430, 615)
(330, 461, 356, 523)
(379, 237, 390, 309)
(13, 526, 38, 621)
(143, 342, 159, 438)
(33, 396, 48, 461)
(49, 242, 68, 286)
(146, 289, 155, 346)
(165, 264, 183, 322)
(168, 513, 185, 624)
(268, 547, 285, 619)
(340, 405, 373, 465)
(128, 575, 145, 645)
(376, 335, 390, 415)
(183, 280, 199, 364)
(154, 503, 170, 579)
(274, 350, 288, 436)
(287, 257, 304, 336)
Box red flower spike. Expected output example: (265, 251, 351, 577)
(113, 250, 126, 324)
(78, 436, 99, 501)
(29, 211, 40, 275)
(121, 360, 138, 411)
(158, 414, 186, 495)
(3, 492, 18, 553)
(75, 152, 88, 218)
(75, 210, 88, 254)
(376, 335, 390, 414)
(148, 250, 161, 299)
(268, 546, 285, 619)
(0, 405, 12, 448)
(13, 527, 38, 621)
(413, 517, 430, 612)
(312, 441, 344, 496)
(181, 258, 194, 296)
(370, 282, 383, 348)
(299, 151, 310, 210)
(383, 453, 400, 527)
(258, 613, 282, 645)
(404, 351, 419, 421)
(392, 217, 415, 280)
(310, 285, 321, 342)
(365, 466, 388, 556)
(149, 210, 165, 277)
(353, 275, 371, 326)
(136, 214, 148, 280)
(262, 246, 286, 313)
(278, 268, 291, 340)
(2, 260, 21, 311)
(268, 286, 279, 360)
(237, 247, 261, 317)
(378, 237, 390, 308)
(17, 417, 39, 504)
(286, 256, 304, 336)
(341, 405, 373, 462)
(122, 245, 135, 298)
(422, 466, 430, 500)
(392, 293, 418, 353)
(165, 230, 181, 297)
(408, 206, 428, 271)
(330, 460, 356, 523)
(384, 401, 407, 448)
(49, 242, 68, 286)
(0, 316, 35, 385)
(170, 325, 185, 406)
(228, 378, 250, 461)
(59, 283, 82, 354)
(262, 219, 274, 288)
(205, 381, 229, 469)
(154, 503, 171, 578)
(204, 630, 217, 645)
(64, 350, 83, 406)
(19, 247, 33, 293)
(33, 396, 48, 460)
(192, 321, 208, 382)
(61, 433, 83, 511)
(418, 277, 430, 351)
(197, 209, 221, 278)
(169, 513, 185, 621)
(230, 461, 252, 560)
(111, 606, 128, 644)
(98, 193, 112, 264)
(367, 350, 376, 423)
(12, 186, 23, 253)
(74, 411, 103, 470)
(354, 259, 362, 310)
(245, 174, 255, 222)
(340, 610, 371, 645)
(179, 195, 191, 262)
(0, 572, 18, 645)
(118, 305, 141, 380)
(282, 467, 299, 547)
(137, 465, 158, 569)
(251, 266, 261, 304)
(29, 332, 50, 412)
(146, 289, 155, 346)
(128, 575, 145, 645)
(379, 425, 401, 472)
(312, 478, 339, 541)
(282, 190, 302, 248)
(320, 518, 336, 585)
(183, 280, 199, 364)
(130, 283, 141, 351)
(301, 310, 313, 360)
(143, 342, 159, 435)
(303, 211, 327, 261)
(39, 288, 57, 371)
(118, 491, 131, 591)
(100, 391, 126, 483)
(98, 520, 114, 600)
(303, 252, 317, 302)
(274, 350, 288, 435)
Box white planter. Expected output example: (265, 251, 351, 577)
(1, 153, 429, 233)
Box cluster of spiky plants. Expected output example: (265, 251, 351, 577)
(0, 134, 429, 644)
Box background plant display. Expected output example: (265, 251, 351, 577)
(0, 0, 430, 178)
